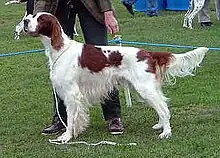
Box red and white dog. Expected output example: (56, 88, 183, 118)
(24, 12, 208, 143)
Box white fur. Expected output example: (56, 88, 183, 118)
(183, 0, 205, 29)
(25, 12, 208, 143)
(164, 47, 208, 85)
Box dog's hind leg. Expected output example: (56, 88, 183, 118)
(152, 84, 170, 130)
(188, 1, 205, 29)
(183, 0, 194, 28)
(56, 85, 89, 143)
(129, 75, 171, 139)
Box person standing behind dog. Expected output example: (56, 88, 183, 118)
(198, 0, 220, 27)
(33, 0, 124, 136)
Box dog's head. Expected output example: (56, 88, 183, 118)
(24, 12, 63, 50)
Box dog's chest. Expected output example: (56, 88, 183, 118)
(50, 62, 76, 91)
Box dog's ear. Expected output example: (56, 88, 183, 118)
(51, 20, 63, 51)
(37, 14, 63, 50)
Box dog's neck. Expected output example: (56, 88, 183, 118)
(40, 32, 72, 62)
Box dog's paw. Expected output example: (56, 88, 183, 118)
(183, 24, 188, 28)
(158, 130, 172, 139)
(57, 131, 73, 144)
(14, 32, 20, 40)
(152, 123, 163, 130)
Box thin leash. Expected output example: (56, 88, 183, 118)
(50, 41, 73, 70)
(52, 87, 67, 129)
(49, 139, 137, 146)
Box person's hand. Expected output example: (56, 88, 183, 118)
(104, 11, 119, 35)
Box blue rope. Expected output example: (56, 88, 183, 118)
(1, 39, 220, 58)
(0, 49, 45, 57)
(108, 39, 220, 51)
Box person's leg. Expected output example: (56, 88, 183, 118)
(68, 1, 77, 39)
(121, 0, 138, 15)
(198, 0, 212, 27)
(41, 91, 67, 135)
(215, 0, 220, 20)
(198, 0, 211, 23)
(26, 0, 34, 14)
(55, 0, 71, 36)
(146, 0, 158, 16)
(77, 0, 123, 134)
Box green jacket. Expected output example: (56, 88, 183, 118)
(33, 0, 113, 24)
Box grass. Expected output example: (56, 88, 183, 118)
(1, 0, 220, 157)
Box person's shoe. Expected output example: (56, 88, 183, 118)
(146, 11, 158, 17)
(121, 1, 134, 15)
(107, 117, 124, 135)
(41, 118, 66, 136)
(200, 22, 213, 28)
(147, 13, 158, 17)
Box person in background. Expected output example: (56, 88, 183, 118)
(121, 0, 136, 15)
(33, 0, 124, 136)
(16, 0, 34, 14)
(145, 0, 158, 17)
(121, 0, 158, 17)
(198, 0, 220, 27)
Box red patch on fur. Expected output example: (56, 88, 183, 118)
(36, 14, 63, 51)
(79, 44, 123, 72)
(108, 51, 123, 67)
(136, 50, 172, 73)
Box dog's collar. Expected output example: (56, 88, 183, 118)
(51, 41, 73, 70)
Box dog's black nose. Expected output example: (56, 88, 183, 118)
(24, 19, 30, 28)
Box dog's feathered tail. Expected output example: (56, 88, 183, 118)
(162, 47, 208, 85)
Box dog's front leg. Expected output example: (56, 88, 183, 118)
(56, 87, 89, 144)
(183, 10, 191, 28)
(56, 104, 74, 144)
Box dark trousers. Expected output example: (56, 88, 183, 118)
(53, 0, 121, 123)
(26, 0, 34, 14)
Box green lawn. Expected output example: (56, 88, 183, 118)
(1, 1, 220, 158)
